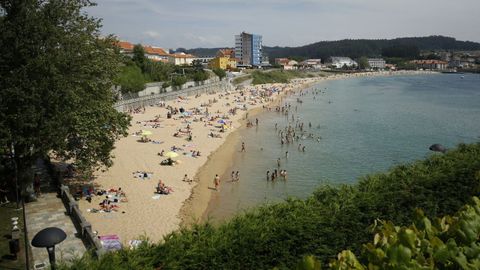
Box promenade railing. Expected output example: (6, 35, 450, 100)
(114, 80, 232, 112)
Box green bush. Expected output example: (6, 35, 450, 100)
(61, 143, 480, 269)
(251, 70, 310, 85)
(212, 68, 226, 80)
(115, 65, 147, 93)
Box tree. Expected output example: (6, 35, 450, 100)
(0, 0, 131, 187)
(213, 68, 227, 80)
(192, 70, 209, 82)
(132, 44, 147, 71)
(115, 65, 146, 93)
(143, 61, 174, 82)
(172, 76, 187, 89)
(357, 57, 370, 70)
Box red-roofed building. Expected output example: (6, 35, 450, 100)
(168, 52, 195, 65)
(143, 46, 169, 63)
(411, 60, 448, 70)
(216, 49, 235, 59)
(116, 41, 134, 54)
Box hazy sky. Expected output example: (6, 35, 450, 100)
(88, 0, 480, 49)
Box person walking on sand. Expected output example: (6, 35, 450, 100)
(231, 171, 235, 181)
(235, 171, 240, 181)
(241, 142, 246, 152)
(214, 174, 220, 190)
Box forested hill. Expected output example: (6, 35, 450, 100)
(264, 36, 480, 60)
(185, 36, 480, 60)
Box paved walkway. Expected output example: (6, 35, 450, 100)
(25, 161, 86, 269)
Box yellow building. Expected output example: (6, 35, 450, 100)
(209, 57, 229, 70)
(209, 56, 237, 70)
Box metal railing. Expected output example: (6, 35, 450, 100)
(113, 80, 232, 112)
(59, 184, 105, 257)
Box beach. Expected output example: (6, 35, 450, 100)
(73, 70, 436, 244)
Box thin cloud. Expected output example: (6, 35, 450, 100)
(88, 0, 480, 48)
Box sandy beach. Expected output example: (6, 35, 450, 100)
(72, 70, 435, 244)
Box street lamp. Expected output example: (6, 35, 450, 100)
(31, 227, 66, 269)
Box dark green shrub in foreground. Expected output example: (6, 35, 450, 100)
(62, 143, 480, 269)
(298, 196, 480, 269)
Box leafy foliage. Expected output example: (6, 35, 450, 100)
(115, 64, 147, 93)
(356, 57, 370, 70)
(251, 70, 313, 84)
(0, 0, 131, 182)
(297, 196, 480, 269)
(172, 76, 187, 88)
(212, 68, 226, 80)
(132, 44, 147, 71)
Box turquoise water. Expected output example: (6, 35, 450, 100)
(206, 74, 480, 221)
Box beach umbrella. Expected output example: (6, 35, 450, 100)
(165, 151, 179, 158)
(141, 130, 152, 136)
(217, 119, 226, 124)
(429, 144, 447, 153)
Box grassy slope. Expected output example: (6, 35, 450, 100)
(62, 143, 480, 269)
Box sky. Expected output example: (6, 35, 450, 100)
(87, 0, 480, 49)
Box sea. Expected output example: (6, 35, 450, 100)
(205, 73, 480, 221)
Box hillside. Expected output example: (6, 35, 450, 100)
(264, 36, 480, 60)
(186, 36, 480, 60)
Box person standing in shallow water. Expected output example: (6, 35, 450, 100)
(214, 174, 220, 190)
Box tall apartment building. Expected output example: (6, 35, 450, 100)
(235, 32, 262, 67)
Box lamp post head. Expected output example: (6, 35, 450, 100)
(31, 227, 66, 248)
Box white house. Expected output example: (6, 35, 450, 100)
(168, 52, 195, 66)
(144, 46, 170, 63)
(299, 59, 322, 69)
(367, 58, 386, 69)
(329, 57, 357, 68)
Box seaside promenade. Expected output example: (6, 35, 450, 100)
(25, 160, 86, 269)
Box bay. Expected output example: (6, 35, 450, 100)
(206, 73, 480, 221)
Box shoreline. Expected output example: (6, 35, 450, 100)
(73, 70, 437, 244)
(180, 70, 438, 226)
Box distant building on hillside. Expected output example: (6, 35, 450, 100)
(168, 52, 195, 66)
(116, 41, 134, 56)
(217, 48, 235, 59)
(328, 57, 357, 68)
(144, 46, 170, 63)
(235, 32, 263, 67)
(275, 58, 298, 70)
(209, 56, 237, 70)
(367, 58, 386, 69)
(299, 59, 322, 69)
(115, 40, 194, 65)
(411, 60, 448, 70)
(193, 56, 214, 66)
